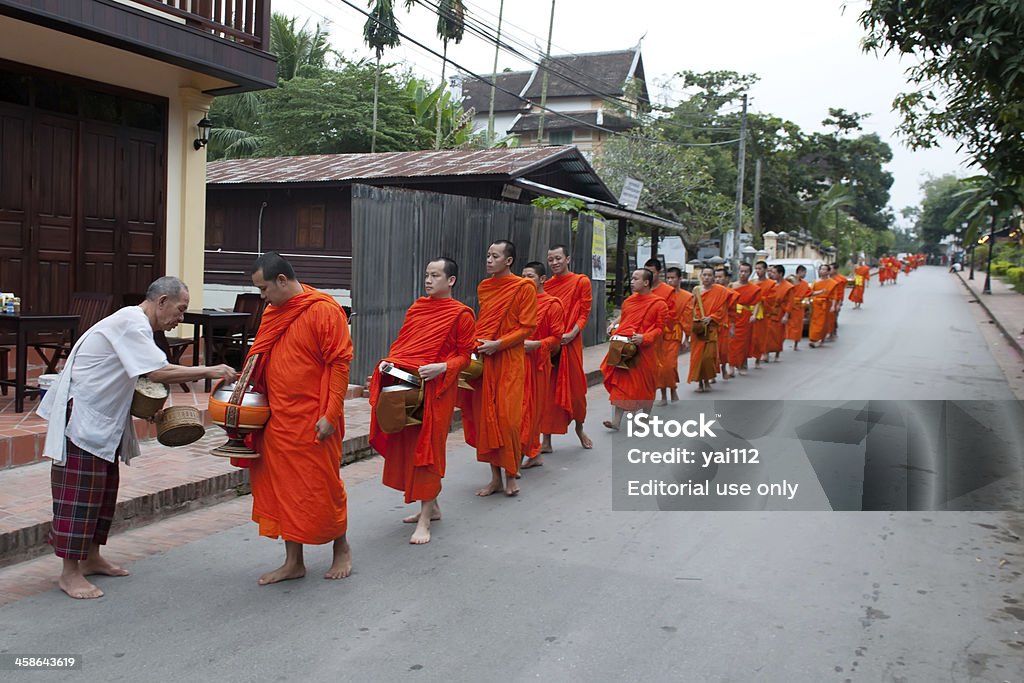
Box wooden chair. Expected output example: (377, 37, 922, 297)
(212, 293, 266, 369)
(32, 292, 114, 373)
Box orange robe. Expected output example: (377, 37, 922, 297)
(729, 282, 762, 367)
(765, 279, 795, 353)
(848, 265, 870, 303)
(542, 272, 592, 433)
(247, 285, 352, 545)
(460, 275, 537, 476)
(368, 297, 475, 503)
(655, 286, 688, 390)
(829, 274, 846, 334)
(752, 279, 774, 358)
(685, 284, 731, 383)
(718, 288, 739, 367)
(809, 278, 838, 343)
(521, 292, 564, 458)
(785, 279, 811, 341)
(601, 293, 667, 411)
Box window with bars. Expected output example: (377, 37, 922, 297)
(296, 205, 326, 248)
(549, 130, 573, 145)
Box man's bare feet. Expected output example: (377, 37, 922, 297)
(258, 562, 306, 585)
(670, 390, 679, 402)
(504, 476, 520, 497)
(325, 537, 352, 579)
(410, 521, 431, 544)
(656, 399, 668, 407)
(575, 425, 593, 449)
(476, 480, 502, 496)
(59, 571, 104, 599)
(522, 456, 543, 469)
(602, 420, 619, 431)
(539, 438, 553, 454)
(80, 555, 130, 577)
(403, 506, 441, 523)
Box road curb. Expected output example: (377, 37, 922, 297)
(954, 271, 1024, 358)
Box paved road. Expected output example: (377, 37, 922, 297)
(2, 268, 1021, 682)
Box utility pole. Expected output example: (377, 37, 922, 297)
(536, 0, 556, 145)
(486, 0, 505, 143)
(752, 157, 762, 240)
(730, 93, 748, 271)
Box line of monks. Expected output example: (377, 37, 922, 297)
(598, 257, 876, 429)
(879, 253, 925, 284)
(367, 241, 594, 545)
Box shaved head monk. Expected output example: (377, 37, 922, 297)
(246, 252, 354, 584)
(369, 257, 476, 544)
(520, 261, 565, 471)
(542, 245, 593, 452)
(600, 268, 668, 431)
(684, 266, 731, 393)
(656, 266, 692, 405)
(752, 260, 773, 367)
(849, 260, 870, 309)
(460, 241, 537, 497)
(808, 263, 839, 348)
(765, 264, 794, 362)
(729, 262, 763, 375)
(785, 265, 811, 351)
(714, 267, 739, 380)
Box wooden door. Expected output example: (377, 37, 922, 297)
(0, 104, 29, 299)
(121, 130, 164, 295)
(31, 115, 77, 314)
(78, 121, 120, 293)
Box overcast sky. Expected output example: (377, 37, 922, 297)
(275, 0, 970, 227)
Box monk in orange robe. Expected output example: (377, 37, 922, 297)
(765, 264, 795, 362)
(684, 266, 732, 393)
(245, 252, 353, 584)
(368, 258, 475, 544)
(648, 260, 687, 405)
(460, 240, 537, 497)
(714, 267, 739, 379)
(785, 265, 812, 350)
(752, 260, 773, 366)
(600, 269, 668, 430)
(520, 261, 564, 470)
(849, 261, 870, 308)
(808, 264, 839, 347)
(828, 265, 847, 340)
(541, 245, 593, 451)
(729, 262, 762, 374)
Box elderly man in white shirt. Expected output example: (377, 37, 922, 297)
(37, 276, 237, 600)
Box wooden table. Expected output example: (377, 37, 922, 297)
(0, 313, 80, 413)
(183, 310, 252, 392)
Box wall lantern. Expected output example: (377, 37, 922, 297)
(194, 117, 213, 151)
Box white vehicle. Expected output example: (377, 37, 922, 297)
(766, 258, 823, 283)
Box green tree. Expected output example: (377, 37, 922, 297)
(859, 1, 1024, 183)
(428, 0, 466, 149)
(914, 174, 973, 248)
(270, 13, 333, 82)
(363, 0, 402, 153)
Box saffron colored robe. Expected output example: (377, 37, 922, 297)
(765, 279, 795, 353)
(808, 278, 838, 343)
(685, 284, 731, 383)
(521, 292, 564, 458)
(729, 282, 762, 367)
(601, 293, 668, 411)
(655, 286, 689, 390)
(247, 285, 352, 545)
(368, 297, 475, 503)
(752, 279, 774, 358)
(542, 272, 592, 433)
(717, 288, 740, 367)
(460, 275, 537, 476)
(848, 264, 870, 303)
(829, 274, 846, 334)
(785, 278, 812, 341)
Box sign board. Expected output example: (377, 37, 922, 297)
(501, 184, 522, 200)
(591, 218, 607, 280)
(619, 177, 644, 210)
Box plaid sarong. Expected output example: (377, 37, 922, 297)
(49, 429, 119, 561)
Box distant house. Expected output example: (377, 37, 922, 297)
(0, 0, 276, 313)
(204, 146, 618, 308)
(458, 48, 650, 158)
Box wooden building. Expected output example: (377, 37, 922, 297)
(203, 146, 620, 307)
(0, 0, 277, 314)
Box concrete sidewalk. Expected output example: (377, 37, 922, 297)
(0, 343, 612, 566)
(955, 268, 1024, 357)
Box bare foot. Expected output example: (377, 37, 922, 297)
(403, 509, 441, 524)
(602, 420, 619, 432)
(540, 441, 553, 454)
(656, 399, 668, 407)
(258, 562, 306, 585)
(80, 556, 130, 577)
(522, 456, 544, 469)
(410, 522, 431, 544)
(670, 391, 679, 402)
(576, 426, 593, 449)
(325, 539, 352, 579)
(476, 480, 502, 496)
(505, 478, 520, 496)
(59, 572, 104, 599)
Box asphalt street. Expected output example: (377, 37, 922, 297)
(1, 267, 1021, 682)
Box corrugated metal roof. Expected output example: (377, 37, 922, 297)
(207, 147, 582, 185)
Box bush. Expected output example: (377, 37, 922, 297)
(991, 260, 1011, 276)
(1006, 266, 1024, 292)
